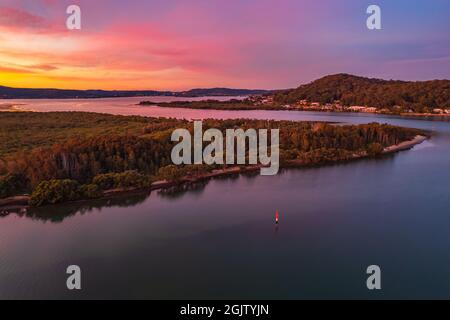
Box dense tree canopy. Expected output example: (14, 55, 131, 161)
(274, 74, 450, 112)
(0, 112, 424, 205)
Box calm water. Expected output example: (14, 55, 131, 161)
(1, 97, 450, 299)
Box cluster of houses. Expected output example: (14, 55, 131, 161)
(248, 95, 275, 106)
(432, 108, 450, 114)
(247, 96, 449, 115)
(248, 96, 381, 113)
(280, 99, 381, 113)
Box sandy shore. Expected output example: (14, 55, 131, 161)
(382, 135, 427, 154)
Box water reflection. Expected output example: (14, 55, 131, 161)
(17, 192, 149, 223)
(2, 104, 450, 299)
(157, 171, 262, 200)
(0, 153, 401, 223)
(157, 180, 209, 199)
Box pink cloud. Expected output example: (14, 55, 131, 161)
(0, 6, 47, 30)
(1, 0, 446, 90)
(0, 6, 66, 34)
(26, 63, 59, 71)
(0, 65, 35, 74)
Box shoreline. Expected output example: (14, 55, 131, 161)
(0, 135, 427, 212)
(3, 102, 449, 120)
(399, 113, 450, 118)
(0, 165, 259, 212)
(139, 103, 450, 119)
(382, 135, 427, 154)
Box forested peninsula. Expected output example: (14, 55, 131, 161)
(0, 112, 426, 208)
(140, 74, 450, 115)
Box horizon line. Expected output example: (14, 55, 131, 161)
(1, 73, 449, 92)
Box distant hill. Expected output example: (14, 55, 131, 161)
(273, 74, 450, 112)
(0, 86, 172, 99)
(0, 86, 269, 99)
(177, 88, 269, 97)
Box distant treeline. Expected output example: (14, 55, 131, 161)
(0, 85, 268, 99)
(274, 74, 450, 112)
(139, 99, 267, 110)
(0, 112, 423, 205)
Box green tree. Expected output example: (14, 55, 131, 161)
(30, 179, 81, 207)
(80, 184, 103, 199)
(366, 143, 384, 156)
(0, 173, 27, 198)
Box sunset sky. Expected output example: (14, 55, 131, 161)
(0, 0, 449, 90)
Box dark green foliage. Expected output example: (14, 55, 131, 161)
(8, 135, 171, 187)
(30, 179, 81, 207)
(284, 148, 356, 166)
(79, 184, 103, 199)
(28, 171, 150, 207)
(274, 74, 450, 112)
(0, 85, 267, 99)
(0, 112, 425, 204)
(139, 99, 262, 110)
(366, 143, 384, 156)
(156, 165, 186, 182)
(0, 173, 27, 198)
(92, 173, 117, 190)
(156, 164, 212, 182)
(92, 171, 151, 190)
(0, 112, 176, 157)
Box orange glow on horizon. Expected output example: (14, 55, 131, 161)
(1, 1, 448, 90)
